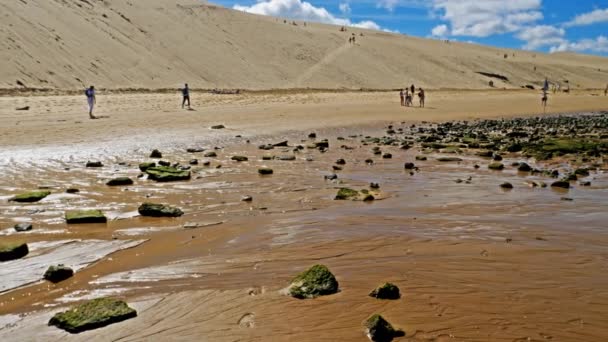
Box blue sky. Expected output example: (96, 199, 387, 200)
(210, 0, 608, 56)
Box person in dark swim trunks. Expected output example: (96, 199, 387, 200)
(181, 83, 191, 109)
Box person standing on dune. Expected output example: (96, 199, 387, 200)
(181, 83, 191, 109)
(85, 86, 96, 119)
(605, 83, 607, 96)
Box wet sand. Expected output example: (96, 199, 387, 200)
(1, 90, 608, 341)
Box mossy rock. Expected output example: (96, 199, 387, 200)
(421, 142, 447, 149)
(44, 265, 74, 283)
(106, 177, 133, 186)
(365, 314, 404, 342)
(149, 149, 162, 158)
(48, 298, 137, 333)
(475, 150, 493, 158)
(231, 156, 249, 162)
(288, 264, 339, 299)
(145, 166, 191, 182)
(65, 210, 107, 224)
(574, 168, 590, 177)
(551, 181, 570, 189)
(369, 283, 400, 300)
(138, 203, 183, 217)
(440, 146, 461, 154)
(262, 155, 274, 160)
(85, 161, 103, 168)
(204, 151, 217, 158)
(138, 162, 156, 172)
(564, 173, 578, 181)
(524, 138, 607, 160)
(517, 163, 532, 172)
(335, 188, 360, 200)
(488, 162, 504, 170)
(415, 156, 427, 161)
(258, 167, 274, 175)
(0, 242, 29, 262)
(500, 182, 514, 189)
(9, 191, 51, 203)
(437, 157, 462, 162)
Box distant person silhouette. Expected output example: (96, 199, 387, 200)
(399, 89, 404, 106)
(181, 83, 191, 109)
(85, 86, 96, 119)
(410, 84, 415, 94)
(418, 88, 425, 108)
(605, 83, 607, 96)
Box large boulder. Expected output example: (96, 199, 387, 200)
(0, 242, 29, 261)
(9, 191, 51, 203)
(106, 177, 133, 186)
(287, 264, 339, 299)
(138, 203, 184, 217)
(65, 210, 107, 224)
(145, 166, 191, 182)
(365, 314, 404, 342)
(44, 264, 74, 283)
(48, 297, 137, 333)
(369, 283, 400, 300)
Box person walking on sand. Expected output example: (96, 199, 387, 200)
(541, 89, 548, 112)
(85, 86, 96, 119)
(399, 89, 404, 106)
(181, 83, 191, 109)
(410, 84, 415, 95)
(418, 88, 425, 108)
(405, 89, 412, 107)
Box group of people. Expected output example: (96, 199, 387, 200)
(399, 84, 425, 108)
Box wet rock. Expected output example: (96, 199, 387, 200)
(186, 148, 205, 153)
(149, 149, 162, 158)
(66, 188, 80, 194)
(492, 154, 503, 161)
(48, 297, 137, 333)
(475, 150, 493, 158)
(138, 203, 184, 217)
(369, 283, 400, 300)
(262, 155, 273, 161)
(404, 162, 415, 170)
(517, 163, 532, 172)
(415, 156, 427, 161)
(324, 174, 338, 181)
(335, 188, 359, 200)
(333, 166, 343, 171)
(106, 177, 133, 186)
(273, 141, 289, 147)
(574, 168, 590, 177)
(437, 157, 462, 162)
(145, 166, 191, 182)
(308, 132, 317, 139)
(278, 155, 296, 161)
(9, 191, 51, 203)
(158, 160, 170, 167)
(231, 156, 248, 162)
(551, 181, 570, 189)
(44, 264, 74, 283)
(580, 181, 591, 186)
(14, 223, 33, 232)
(500, 182, 514, 189)
(241, 196, 253, 202)
(189, 159, 198, 165)
(204, 151, 217, 158)
(488, 162, 504, 170)
(65, 210, 107, 224)
(370, 183, 380, 189)
(258, 167, 274, 175)
(365, 314, 404, 342)
(287, 264, 338, 299)
(211, 125, 225, 129)
(0, 242, 29, 261)
(86, 161, 103, 168)
(365, 159, 374, 164)
(336, 159, 346, 165)
(382, 153, 392, 159)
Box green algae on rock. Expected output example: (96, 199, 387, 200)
(0, 242, 29, 262)
(65, 210, 107, 224)
(138, 203, 184, 217)
(48, 298, 137, 333)
(9, 191, 51, 203)
(145, 166, 191, 182)
(44, 264, 74, 283)
(369, 283, 400, 300)
(335, 188, 360, 200)
(365, 314, 404, 342)
(288, 264, 339, 299)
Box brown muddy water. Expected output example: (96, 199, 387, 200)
(1, 119, 608, 341)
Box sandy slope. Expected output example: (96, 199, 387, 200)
(1, 0, 608, 91)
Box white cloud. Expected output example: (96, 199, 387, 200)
(339, 2, 351, 15)
(565, 8, 608, 27)
(431, 24, 449, 37)
(431, 0, 543, 37)
(550, 36, 608, 53)
(517, 25, 566, 50)
(377, 0, 399, 12)
(233, 0, 385, 31)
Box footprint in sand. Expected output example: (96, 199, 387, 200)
(238, 313, 255, 328)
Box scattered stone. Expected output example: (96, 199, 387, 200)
(500, 182, 514, 189)
(580, 181, 591, 186)
(324, 174, 338, 181)
(488, 162, 505, 170)
(106, 177, 133, 186)
(0, 242, 29, 261)
(16, 106, 30, 111)
(189, 159, 198, 165)
(202, 160, 211, 166)
(145, 166, 191, 182)
(65, 210, 107, 224)
(336, 159, 346, 165)
(211, 125, 225, 129)
(9, 191, 51, 203)
(308, 132, 317, 139)
(138, 203, 184, 217)
(273, 141, 289, 147)
(369, 283, 400, 300)
(475, 150, 493, 158)
(231, 156, 248, 162)
(315, 140, 329, 149)
(158, 160, 170, 167)
(335, 188, 359, 200)
(415, 156, 427, 161)
(241, 196, 253, 202)
(333, 165, 343, 171)
(14, 223, 33, 232)
(149, 149, 162, 158)
(258, 167, 274, 175)
(186, 148, 205, 153)
(287, 264, 338, 299)
(86, 161, 103, 168)
(404, 162, 415, 170)
(259, 144, 274, 150)
(492, 154, 503, 161)
(561, 197, 574, 201)
(574, 168, 590, 177)
(437, 157, 462, 162)
(262, 155, 273, 161)
(365, 314, 404, 342)
(363, 194, 375, 202)
(370, 183, 380, 189)
(44, 265, 74, 283)
(48, 297, 137, 333)
(382, 153, 392, 159)
(278, 155, 296, 161)
(517, 163, 532, 172)
(138, 162, 155, 172)
(474, 164, 480, 169)
(551, 181, 570, 189)
(365, 159, 374, 164)
(66, 188, 80, 194)
(204, 151, 217, 158)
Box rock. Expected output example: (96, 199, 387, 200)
(48, 298, 137, 333)
(335, 188, 359, 200)
(0, 242, 29, 261)
(564, 173, 578, 181)
(211, 125, 225, 129)
(336, 159, 346, 165)
(149, 149, 162, 158)
(65, 210, 107, 224)
(517, 163, 532, 172)
(574, 168, 590, 177)
(333, 165, 343, 171)
(231, 156, 249, 162)
(9, 191, 51, 203)
(138, 203, 184, 217)
(241, 196, 253, 202)
(138, 162, 156, 172)
(186, 148, 205, 153)
(500, 182, 514, 189)
(370, 183, 380, 189)
(287, 264, 338, 299)
(308, 132, 317, 139)
(365, 314, 404, 342)
(475, 150, 493, 158)
(415, 156, 427, 161)
(365, 159, 374, 164)
(437, 157, 463, 162)
(204, 151, 217, 158)
(580, 181, 591, 186)
(66, 188, 80, 194)
(259, 144, 274, 150)
(106, 177, 133, 186)
(14, 223, 33, 232)
(324, 174, 338, 181)
(561, 197, 574, 201)
(202, 160, 211, 166)
(258, 167, 274, 175)
(189, 159, 198, 165)
(183, 222, 199, 229)
(158, 160, 170, 167)
(404, 162, 415, 170)
(145, 166, 191, 182)
(382, 153, 392, 159)
(44, 265, 74, 283)
(369, 283, 400, 300)
(488, 162, 505, 170)
(262, 155, 273, 160)
(16, 106, 30, 111)
(278, 155, 296, 161)
(86, 161, 103, 168)
(273, 141, 289, 147)
(551, 181, 570, 189)
(492, 154, 503, 161)
(474, 164, 480, 169)
(363, 194, 375, 202)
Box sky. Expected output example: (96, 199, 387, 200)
(210, 0, 608, 56)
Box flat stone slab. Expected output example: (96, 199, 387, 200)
(48, 297, 137, 333)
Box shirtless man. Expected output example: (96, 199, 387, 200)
(85, 86, 96, 119)
(418, 88, 425, 108)
(181, 83, 191, 109)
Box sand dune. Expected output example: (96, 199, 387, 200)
(1, 0, 607, 91)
